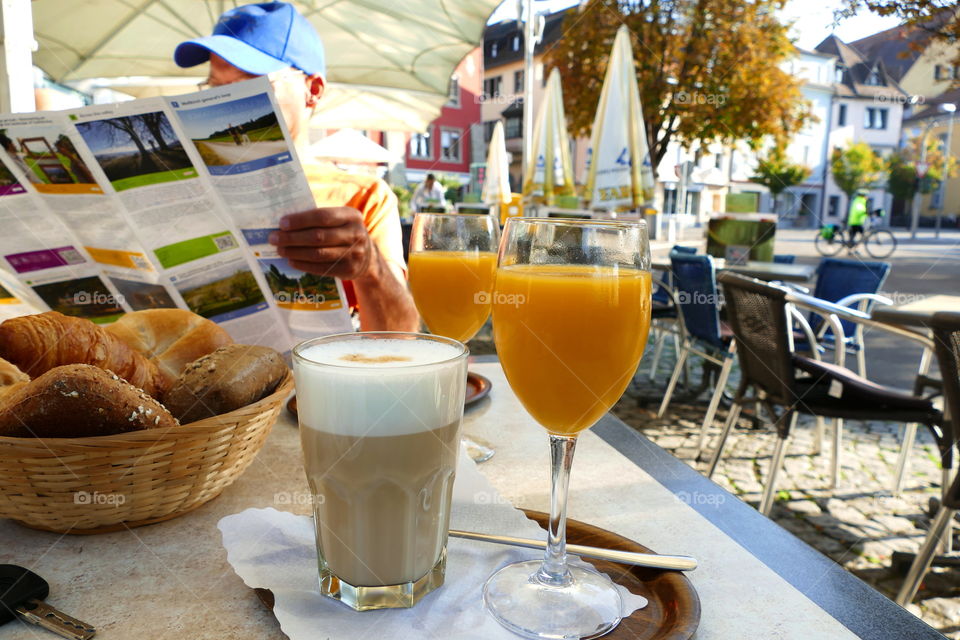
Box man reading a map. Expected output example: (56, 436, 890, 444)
(174, 2, 418, 332)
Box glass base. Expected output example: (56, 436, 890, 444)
(319, 549, 445, 611)
(464, 436, 495, 463)
(483, 559, 622, 639)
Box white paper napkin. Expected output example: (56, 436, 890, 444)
(218, 448, 647, 640)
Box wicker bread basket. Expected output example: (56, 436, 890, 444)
(0, 372, 293, 534)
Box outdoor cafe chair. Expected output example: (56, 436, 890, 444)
(793, 257, 892, 378)
(657, 253, 737, 460)
(707, 273, 947, 516)
(896, 311, 960, 605)
(646, 245, 697, 381)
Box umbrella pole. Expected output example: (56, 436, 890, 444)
(521, 0, 535, 181)
(0, 0, 35, 113)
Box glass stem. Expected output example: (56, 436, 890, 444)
(536, 433, 577, 587)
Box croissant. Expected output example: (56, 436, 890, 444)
(0, 312, 164, 396)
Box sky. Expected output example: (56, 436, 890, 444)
(488, 0, 902, 50)
(176, 93, 275, 140)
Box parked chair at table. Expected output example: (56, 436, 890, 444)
(795, 258, 892, 378)
(646, 245, 698, 381)
(657, 253, 736, 460)
(896, 311, 960, 605)
(773, 254, 796, 264)
(708, 273, 947, 516)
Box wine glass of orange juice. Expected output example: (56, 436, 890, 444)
(482, 217, 652, 639)
(408, 212, 501, 462)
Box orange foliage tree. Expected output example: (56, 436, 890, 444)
(543, 0, 811, 168)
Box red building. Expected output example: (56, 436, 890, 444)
(404, 48, 484, 188)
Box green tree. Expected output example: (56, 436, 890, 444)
(751, 148, 812, 214)
(544, 0, 811, 167)
(830, 142, 887, 201)
(886, 135, 958, 201)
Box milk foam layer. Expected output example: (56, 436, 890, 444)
(294, 338, 468, 437)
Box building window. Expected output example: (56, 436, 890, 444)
(662, 188, 677, 214)
(835, 65, 844, 83)
(714, 153, 723, 170)
(490, 42, 498, 58)
(512, 35, 521, 51)
(828, 195, 840, 218)
(514, 70, 524, 93)
(483, 120, 497, 143)
(440, 127, 462, 162)
(409, 126, 432, 160)
(838, 104, 847, 126)
(446, 75, 460, 108)
(935, 64, 945, 80)
(865, 68, 881, 86)
(504, 116, 522, 139)
(865, 107, 888, 130)
(483, 76, 502, 99)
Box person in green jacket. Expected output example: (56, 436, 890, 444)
(846, 190, 869, 246)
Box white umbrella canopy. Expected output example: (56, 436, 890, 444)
(29, 0, 499, 130)
(522, 68, 575, 205)
(308, 128, 396, 163)
(583, 25, 656, 211)
(483, 120, 512, 206)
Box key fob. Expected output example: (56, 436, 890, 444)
(0, 565, 49, 624)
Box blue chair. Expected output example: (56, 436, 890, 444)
(657, 254, 737, 458)
(773, 254, 796, 264)
(800, 258, 892, 377)
(647, 245, 699, 380)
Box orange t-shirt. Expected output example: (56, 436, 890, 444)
(302, 161, 407, 308)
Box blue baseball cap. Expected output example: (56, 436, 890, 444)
(174, 2, 325, 77)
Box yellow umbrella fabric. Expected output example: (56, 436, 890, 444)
(522, 68, 575, 205)
(584, 25, 656, 211)
(483, 120, 512, 206)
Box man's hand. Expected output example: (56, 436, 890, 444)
(267, 207, 378, 281)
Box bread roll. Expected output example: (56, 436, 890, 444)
(0, 357, 29, 403)
(106, 309, 233, 388)
(0, 312, 164, 397)
(0, 364, 178, 438)
(164, 344, 288, 424)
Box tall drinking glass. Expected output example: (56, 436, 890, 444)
(483, 218, 652, 639)
(293, 332, 469, 611)
(408, 212, 500, 462)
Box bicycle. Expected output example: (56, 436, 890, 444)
(815, 218, 897, 259)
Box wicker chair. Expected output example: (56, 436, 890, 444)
(896, 311, 960, 605)
(708, 273, 947, 516)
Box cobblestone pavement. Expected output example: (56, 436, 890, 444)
(616, 339, 960, 638)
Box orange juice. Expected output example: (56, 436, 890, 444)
(492, 264, 651, 435)
(408, 251, 498, 343)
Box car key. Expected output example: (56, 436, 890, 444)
(0, 565, 95, 639)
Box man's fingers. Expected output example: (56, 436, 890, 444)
(270, 225, 360, 247)
(279, 207, 358, 231)
(277, 245, 356, 263)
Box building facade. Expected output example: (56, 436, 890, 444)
(404, 48, 484, 187)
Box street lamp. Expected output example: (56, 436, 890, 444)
(936, 103, 956, 239)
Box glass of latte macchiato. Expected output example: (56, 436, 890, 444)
(292, 332, 469, 611)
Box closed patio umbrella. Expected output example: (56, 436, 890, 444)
(522, 68, 575, 206)
(583, 25, 656, 211)
(483, 120, 512, 207)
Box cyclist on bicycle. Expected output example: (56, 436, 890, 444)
(846, 189, 869, 246)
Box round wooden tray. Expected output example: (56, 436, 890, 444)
(287, 372, 492, 417)
(254, 509, 700, 639)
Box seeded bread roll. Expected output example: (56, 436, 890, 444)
(0, 364, 179, 438)
(163, 344, 288, 424)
